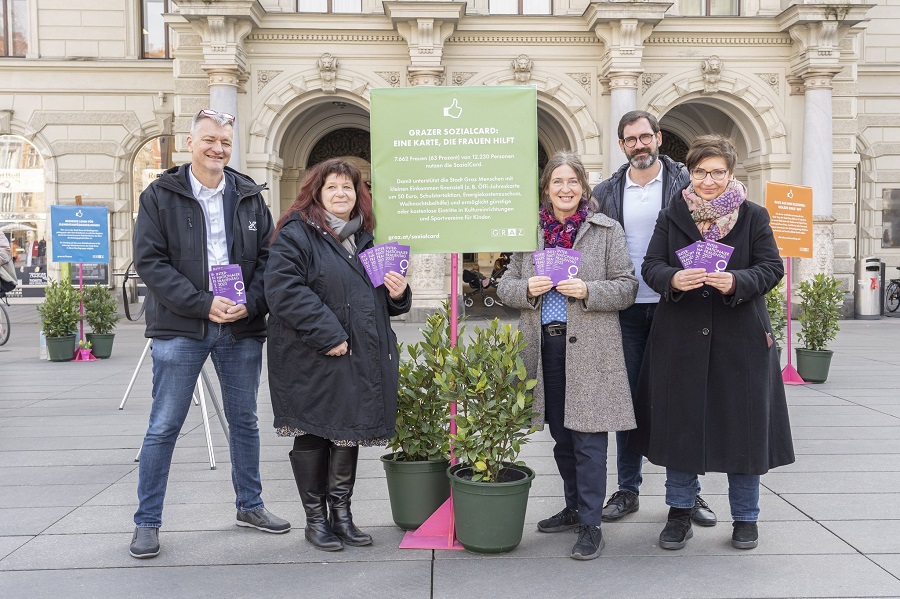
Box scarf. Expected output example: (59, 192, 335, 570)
(325, 212, 362, 254)
(682, 179, 747, 241)
(539, 202, 588, 249)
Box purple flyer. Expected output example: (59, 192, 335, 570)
(209, 264, 247, 304)
(382, 243, 410, 277)
(359, 248, 382, 287)
(551, 249, 582, 285)
(694, 241, 734, 273)
(676, 241, 700, 268)
(533, 250, 548, 277)
(373, 243, 388, 282)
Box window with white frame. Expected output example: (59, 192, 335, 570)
(141, 0, 171, 59)
(297, 0, 362, 13)
(489, 0, 551, 15)
(0, 0, 28, 57)
(680, 0, 740, 16)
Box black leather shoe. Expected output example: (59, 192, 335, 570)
(601, 490, 639, 522)
(290, 448, 344, 551)
(537, 507, 580, 533)
(571, 525, 604, 560)
(659, 507, 693, 550)
(327, 446, 373, 547)
(691, 495, 717, 527)
(129, 527, 160, 559)
(732, 521, 758, 549)
(236, 507, 291, 533)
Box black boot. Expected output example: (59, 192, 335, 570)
(289, 448, 343, 551)
(659, 507, 693, 550)
(327, 445, 373, 546)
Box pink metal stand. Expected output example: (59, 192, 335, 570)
(782, 258, 807, 385)
(72, 262, 97, 362)
(399, 252, 464, 550)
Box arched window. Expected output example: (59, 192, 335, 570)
(132, 136, 175, 219)
(0, 135, 47, 283)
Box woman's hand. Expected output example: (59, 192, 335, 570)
(705, 271, 735, 295)
(384, 271, 408, 300)
(527, 275, 554, 298)
(556, 278, 588, 300)
(671, 267, 708, 292)
(326, 341, 348, 356)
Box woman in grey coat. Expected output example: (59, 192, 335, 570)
(498, 151, 637, 560)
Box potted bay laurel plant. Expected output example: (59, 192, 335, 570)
(765, 280, 787, 361)
(380, 304, 453, 530)
(36, 278, 81, 362)
(796, 273, 843, 383)
(439, 318, 539, 554)
(82, 284, 120, 359)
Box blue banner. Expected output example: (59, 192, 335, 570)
(50, 205, 110, 263)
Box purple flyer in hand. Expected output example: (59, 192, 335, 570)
(359, 248, 382, 287)
(551, 249, 582, 285)
(676, 242, 700, 268)
(533, 250, 548, 277)
(382, 243, 410, 277)
(373, 243, 389, 283)
(694, 240, 734, 273)
(209, 264, 247, 304)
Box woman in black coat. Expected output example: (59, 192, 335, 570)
(265, 159, 411, 552)
(629, 135, 794, 551)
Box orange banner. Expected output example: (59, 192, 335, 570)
(765, 182, 813, 258)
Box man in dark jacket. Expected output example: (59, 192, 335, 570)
(129, 109, 289, 559)
(591, 110, 716, 527)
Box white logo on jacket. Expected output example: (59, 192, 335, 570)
(248, 221, 257, 231)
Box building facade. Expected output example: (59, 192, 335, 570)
(1, 0, 898, 316)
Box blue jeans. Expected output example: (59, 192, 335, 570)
(134, 324, 265, 528)
(543, 332, 609, 526)
(666, 468, 760, 521)
(615, 303, 656, 494)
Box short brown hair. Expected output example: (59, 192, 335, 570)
(685, 134, 738, 172)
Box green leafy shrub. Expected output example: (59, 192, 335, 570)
(765, 280, 787, 347)
(797, 274, 843, 352)
(36, 279, 81, 338)
(82, 284, 120, 335)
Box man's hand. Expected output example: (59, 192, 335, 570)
(209, 296, 241, 323)
(326, 341, 349, 356)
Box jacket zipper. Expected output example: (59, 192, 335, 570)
(346, 302, 353, 355)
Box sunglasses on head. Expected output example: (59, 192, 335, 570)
(197, 109, 235, 124)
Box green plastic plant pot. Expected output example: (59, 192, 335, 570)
(46, 335, 76, 362)
(380, 453, 450, 531)
(448, 462, 534, 554)
(796, 347, 834, 383)
(85, 333, 115, 359)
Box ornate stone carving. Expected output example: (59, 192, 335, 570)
(248, 33, 404, 43)
(787, 75, 805, 96)
(512, 55, 534, 84)
(798, 216, 837, 278)
(567, 73, 591, 93)
(608, 72, 639, 90)
(803, 71, 837, 90)
(0, 110, 11, 135)
(30, 111, 142, 132)
(257, 70, 283, 91)
(647, 35, 791, 46)
(756, 73, 780, 94)
(318, 53, 339, 94)
(641, 73, 663, 93)
(701, 55, 723, 93)
(407, 68, 444, 87)
(376, 71, 402, 88)
(307, 128, 371, 167)
(449, 35, 597, 44)
(452, 72, 476, 86)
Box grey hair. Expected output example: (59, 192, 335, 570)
(538, 150, 597, 214)
(190, 111, 234, 137)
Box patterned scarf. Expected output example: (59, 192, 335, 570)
(540, 202, 588, 249)
(682, 179, 747, 241)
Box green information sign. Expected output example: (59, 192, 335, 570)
(371, 86, 539, 253)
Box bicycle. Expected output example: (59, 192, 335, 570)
(0, 289, 10, 346)
(886, 267, 900, 313)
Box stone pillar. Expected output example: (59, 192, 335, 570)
(385, 1, 464, 321)
(607, 72, 640, 171)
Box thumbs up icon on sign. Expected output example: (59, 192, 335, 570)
(443, 98, 463, 119)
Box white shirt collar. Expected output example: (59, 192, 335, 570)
(188, 167, 226, 198)
(625, 165, 663, 189)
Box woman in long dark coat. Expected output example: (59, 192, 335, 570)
(265, 159, 411, 552)
(629, 135, 794, 551)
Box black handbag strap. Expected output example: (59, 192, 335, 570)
(122, 261, 146, 322)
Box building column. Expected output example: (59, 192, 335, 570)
(607, 72, 640, 171)
(204, 66, 245, 171)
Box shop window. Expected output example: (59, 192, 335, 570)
(883, 189, 900, 249)
(679, 0, 740, 16)
(0, 0, 28, 57)
(297, 0, 362, 13)
(132, 136, 175, 219)
(0, 135, 47, 284)
(489, 0, 551, 15)
(141, 0, 171, 59)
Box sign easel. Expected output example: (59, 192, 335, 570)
(764, 182, 814, 385)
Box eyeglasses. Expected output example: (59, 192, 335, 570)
(621, 133, 656, 148)
(690, 168, 729, 181)
(197, 109, 235, 124)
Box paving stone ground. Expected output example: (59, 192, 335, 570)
(1, 302, 899, 598)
